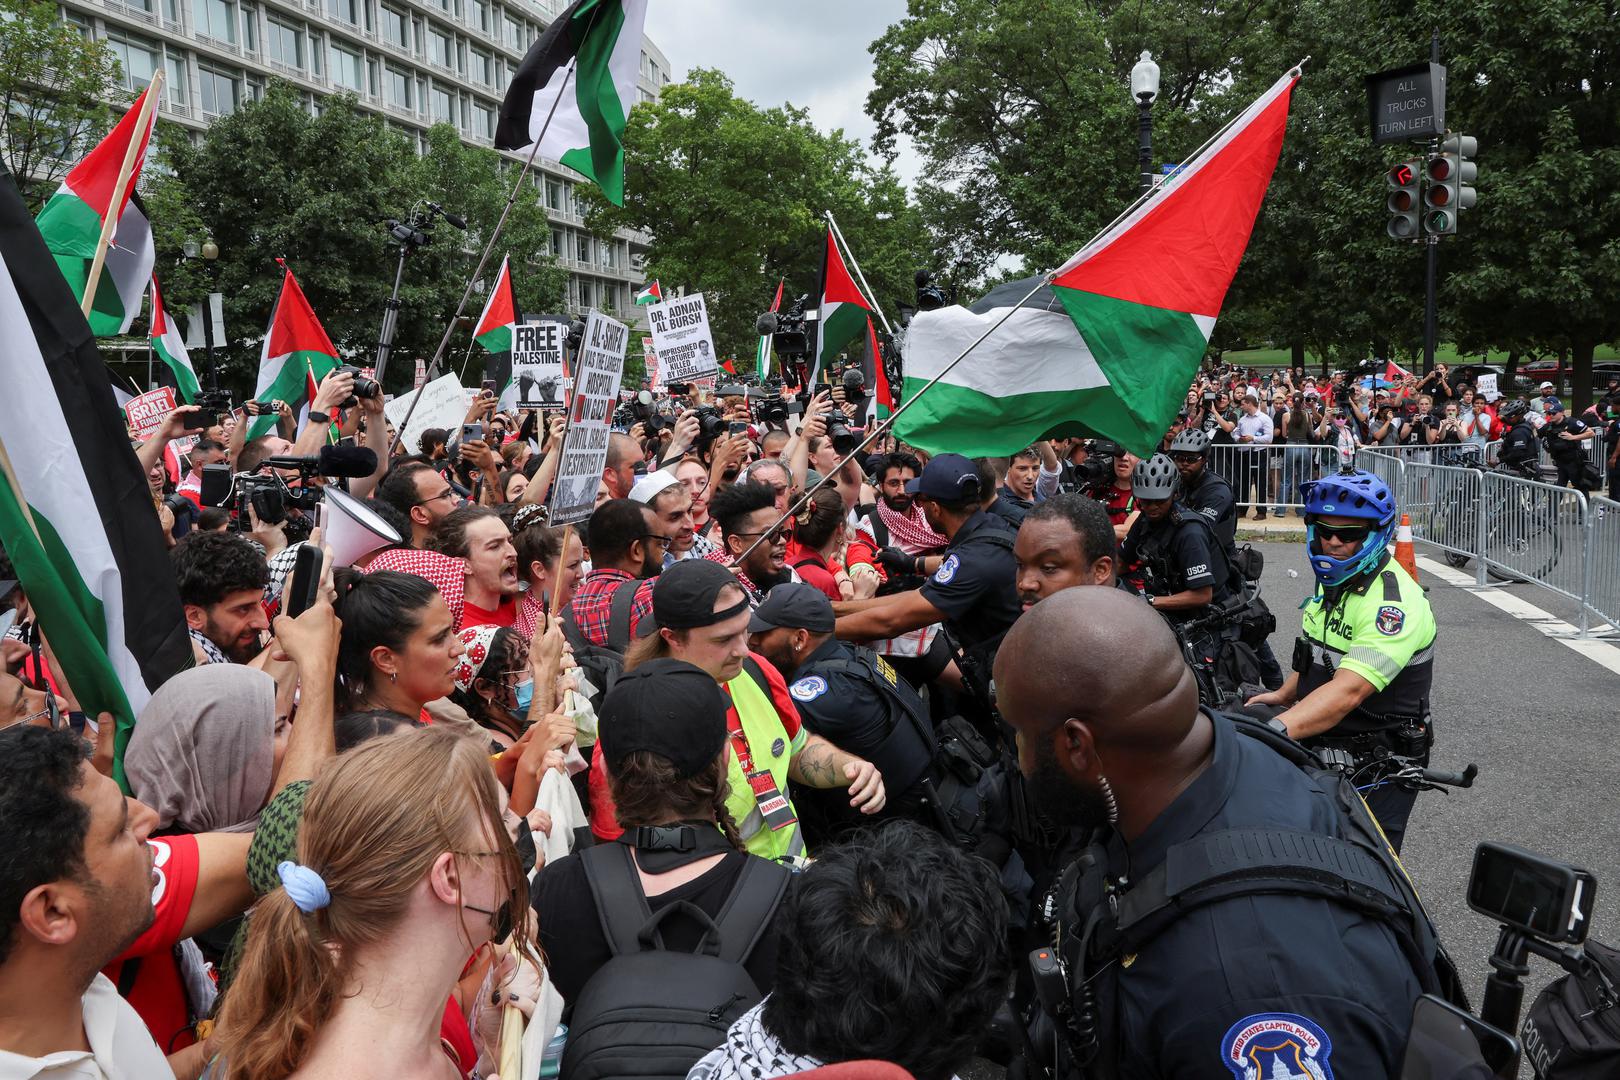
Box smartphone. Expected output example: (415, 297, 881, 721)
(1467, 842, 1595, 944)
(481, 379, 497, 396)
(337, 435, 357, 448)
(462, 422, 485, 443)
(244, 400, 264, 417)
(283, 543, 324, 619)
(1398, 995, 1519, 1080)
(728, 421, 750, 437)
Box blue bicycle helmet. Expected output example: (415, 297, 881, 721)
(1299, 469, 1398, 586)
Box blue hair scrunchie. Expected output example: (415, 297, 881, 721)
(277, 860, 332, 914)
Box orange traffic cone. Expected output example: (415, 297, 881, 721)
(1394, 513, 1420, 583)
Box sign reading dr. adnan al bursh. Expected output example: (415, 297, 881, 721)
(645, 292, 717, 383)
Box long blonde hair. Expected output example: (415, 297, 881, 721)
(215, 727, 534, 1080)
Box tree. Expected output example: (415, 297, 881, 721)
(147, 84, 567, 396)
(0, 0, 120, 208)
(578, 68, 930, 368)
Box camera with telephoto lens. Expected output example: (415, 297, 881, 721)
(756, 295, 812, 362)
(693, 405, 728, 449)
(824, 414, 859, 457)
(330, 364, 382, 409)
(1075, 439, 1121, 496)
(200, 462, 322, 542)
(754, 394, 789, 429)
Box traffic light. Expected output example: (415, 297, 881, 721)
(1386, 160, 1422, 240)
(1424, 134, 1478, 236)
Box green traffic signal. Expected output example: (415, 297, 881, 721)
(1426, 209, 1453, 234)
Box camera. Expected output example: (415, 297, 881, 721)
(693, 405, 728, 448)
(1469, 842, 1596, 945)
(754, 394, 789, 429)
(915, 269, 949, 312)
(824, 414, 859, 457)
(756, 295, 812, 362)
(841, 367, 868, 408)
(331, 364, 382, 409)
(194, 389, 232, 417)
(1073, 439, 1121, 495)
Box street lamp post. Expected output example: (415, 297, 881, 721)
(183, 236, 221, 393)
(1131, 50, 1161, 196)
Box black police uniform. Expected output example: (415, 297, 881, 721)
(985, 493, 1028, 530)
(1177, 467, 1239, 556)
(920, 510, 1022, 651)
(1498, 418, 1539, 471)
(1048, 712, 1442, 1080)
(1539, 415, 1595, 490)
(784, 637, 934, 846)
(1118, 503, 1233, 617)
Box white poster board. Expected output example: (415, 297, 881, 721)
(505, 320, 569, 411)
(645, 293, 716, 383)
(549, 311, 629, 525)
(385, 373, 469, 455)
(125, 386, 175, 441)
(1476, 373, 1499, 401)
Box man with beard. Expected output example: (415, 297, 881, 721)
(630, 469, 718, 563)
(568, 498, 668, 649)
(429, 506, 521, 628)
(995, 589, 1446, 1080)
(1118, 455, 1232, 621)
(706, 481, 796, 608)
(857, 452, 948, 572)
(1013, 494, 1119, 612)
(172, 531, 271, 664)
(1165, 428, 1237, 555)
(377, 461, 462, 550)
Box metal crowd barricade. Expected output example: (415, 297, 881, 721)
(1476, 469, 1589, 614)
(1400, 460, 1483, 563)
(1203, 443, 1338, 516)
(1581, 496, 1619, 633)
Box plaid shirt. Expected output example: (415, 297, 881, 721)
(571, 568, 655, 647)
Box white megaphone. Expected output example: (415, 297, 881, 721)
(320, 487, 402, 567)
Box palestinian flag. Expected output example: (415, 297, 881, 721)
(148, 275, 200, 403)
(814, 228, 870, 387)
(474, 254, 518, 354)
(756, 277, 783, 379)
(250, 263, 338, 438)
(35, 87, 159, 336)
(897, 71, 1297, 459)
(634, 279, 661, 306)
(494, 0, 647, 207)
(0, 170, 190, 792)
(856, 316, 893, 425)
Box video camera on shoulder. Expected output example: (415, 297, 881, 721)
(199, 444, 377, 539)
(756, 294, 813, 362)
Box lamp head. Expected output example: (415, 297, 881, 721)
(1131, 50, 1160, 104)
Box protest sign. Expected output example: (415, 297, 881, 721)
(549, 311, 629, 525)
(504, 320, 569, 411)
(385, 373, 470, 455)
(645, 293, 717, 382)
(643, 336, 661, 392)
(1476, 373, 1499, 401)
(125, 387, 175, 441)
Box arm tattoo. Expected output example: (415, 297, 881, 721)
(790, 736, 851, 788)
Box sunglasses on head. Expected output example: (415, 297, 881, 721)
(1309, 520, 1373, 543)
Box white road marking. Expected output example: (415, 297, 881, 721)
(1416, 556, 1620, 677)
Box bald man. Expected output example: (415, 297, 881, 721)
(995, 588, 1454, 1080)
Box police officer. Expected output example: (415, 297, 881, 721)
(750, 583, 943, 846)
(1119, 454, 1232, 623)
(833, 452, 1020, 662)
(1165, 428, 1237, 553)
(996, 588, 1459, 1080)
(1539, 398, 1597, 492)
(1496, 399, 1539, 474)
(1245, 469, 1437, 852)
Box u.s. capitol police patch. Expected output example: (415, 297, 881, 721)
(1221, 1012, 1334, 1080)
(789, 676, 828, 703)
(933, 554, 960, 584)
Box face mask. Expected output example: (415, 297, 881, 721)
(512, 678, 533, 712)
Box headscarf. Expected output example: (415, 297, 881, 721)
(364, 547, 467, 631)
(126, 665, 278, 834)
(452, 624, 503, 693)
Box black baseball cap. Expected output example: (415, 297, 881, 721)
(904, 453, 981, 499)
(597, 658, 728, 778)
(749, 582, 835, 634)
(651, 558, 749, 631)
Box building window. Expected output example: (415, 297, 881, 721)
(467, 0, 487, 32)
(241, 4, 257, 51)
(501, 13, 521, 49)
(430, 84, 453, 123)
(326, 0, 357, 23)
(266, 17, 303, 68)
(384, 62, 412, 108)
(192, 0, 237, 44)
(163, 0, 179, 22)
(106, 30, 161, 91)
(380, 5, 407, 47)
(470, 45, 492, 86)
(330, 42, 362, 90)
(164, 53, 188, 104)
(198, 65, 240, 115)
(427, 26, 451, 67)
(600, 242, 616, 270)
(550, 228, 563, 256)
(576, 235, 590, 262)
(470, 100, 494, 138)
(545, 180, 563, 210)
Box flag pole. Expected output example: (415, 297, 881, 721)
(824, 210, 893, 335)
(80, 72, 162, 321)
(388, 60, 576, 456)
(732, 273, 1051, 567)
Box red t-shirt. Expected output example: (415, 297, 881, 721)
(461, 597, 517, 629)
(104, 834, 200, 1052)
(1101, 484, 1135, 526)
(589, 652, 802, 840)
(785, 541, 842, 602)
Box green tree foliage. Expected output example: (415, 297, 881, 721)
(579, 68, 929, 368)
(0, 0, 120, 208)
(146, 83, 566, 395)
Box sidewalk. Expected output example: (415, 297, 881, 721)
(1233, 514, 1308, 539)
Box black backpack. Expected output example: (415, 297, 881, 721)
(1522, 939, 1620, 1078)
(559, 582, 641, 713)
(561, 843, 793, 1080)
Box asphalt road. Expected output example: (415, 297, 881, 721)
(1251, 537, 1620, 1053)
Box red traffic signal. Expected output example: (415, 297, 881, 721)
(1427, 154, 1454, 183)
(1388, 162, 1416, 187)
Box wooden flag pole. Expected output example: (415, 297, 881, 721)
(80, 71, 162, 321)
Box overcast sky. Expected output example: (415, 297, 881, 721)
(641, 0, 922, 187)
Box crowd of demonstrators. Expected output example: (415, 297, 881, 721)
(6, 341, 1607, 1080)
